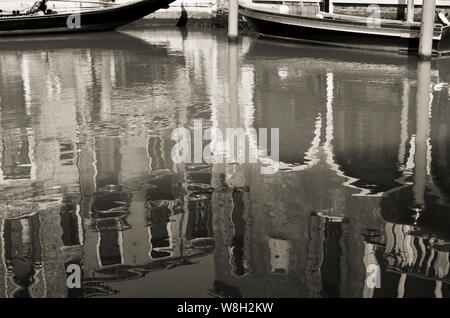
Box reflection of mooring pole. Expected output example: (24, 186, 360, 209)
(228, 41, 240, 165)
(418, 0, 437, 58)
(413, 60, 432, 221)
(228, 42, 239, 128)
(228, 0, 239, 41)
(406, 0, 414, 23)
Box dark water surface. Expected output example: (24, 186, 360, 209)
(0, 28, 450, 298)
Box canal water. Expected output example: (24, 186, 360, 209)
(0, 27, 449, 298)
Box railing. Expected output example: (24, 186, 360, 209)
(252, 0, 450, 6)
(169, 0, 214, 7)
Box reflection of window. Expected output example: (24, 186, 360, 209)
(147, 201, 173, 259)
(2, 214, 43, 298)
(229, 190, 249, 277)
(0, 128, 35, 181)
(98, 230, 123, 267)
(148, 137, 176, 172)
(95, 137, 121, 189)
(305, 212, 349, 298)
(148, 137, 167, 172)
(186, 200, 213, 241)
(59, 142, 76, 166)
(60, 205, 83, 246)
(269, 238, 291, 274)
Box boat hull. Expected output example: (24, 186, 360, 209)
(240, 4, 450, 55)
(0, 0, 174, 36)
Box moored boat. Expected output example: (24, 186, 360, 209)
(0, 0, 175, 36)
(239, 0, 450, 55)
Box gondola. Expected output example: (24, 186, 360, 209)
(0, 0, 174, 36)
(239, 0, 450, 55)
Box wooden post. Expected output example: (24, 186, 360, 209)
(407, 0, 414, 23)
(418, 0, 437, 58)
(228, 0, 239, 41)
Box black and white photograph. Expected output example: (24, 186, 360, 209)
(0, 0, 449, 306)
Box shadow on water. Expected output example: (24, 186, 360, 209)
(0, 29, 449, 297)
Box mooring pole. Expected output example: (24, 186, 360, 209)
(418, 0, 437, 58)
(406, 0, 414, 23)
(228, 0, 239, 41)
(412, 59, 432, 222)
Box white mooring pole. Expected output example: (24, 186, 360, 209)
(228, 0, 239, 41)
(406, 0, 414, 23)
(412, 59, 432, 221)
(418, 0, 437, 58)
(329, 0, 334, 14)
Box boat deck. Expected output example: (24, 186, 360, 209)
(239, 1, 450, 55)
(242, 1, 424, 28)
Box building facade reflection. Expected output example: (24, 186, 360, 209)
(0, 30, 449, 298)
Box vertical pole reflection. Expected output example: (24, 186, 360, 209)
(398, 79, 410, 167)
(228, 42, 239, 130)
(412, 60, 432, 222)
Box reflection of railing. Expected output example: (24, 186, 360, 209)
(384, 223, 450, 282)
(363, 222, 450, 297)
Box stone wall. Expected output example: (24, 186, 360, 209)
(215, 0, 229, 27)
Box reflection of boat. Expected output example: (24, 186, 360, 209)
(380, 76, 450, 241)
(245, 37, 418, 195)
(0, 30, 171, 50)
(0, 0, 174, 36)
(239, 1, 450, 55)
(251, 56, 322, 170)
(245, 37, 419, 68)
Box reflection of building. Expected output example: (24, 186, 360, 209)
(208, 42, 450, 298)
(332, 74, 413, 194)
(0, 34, 216, 298)
(1, 30, 450, 298)
(0, 55, 35, 183)
(81, 132, 214, 297)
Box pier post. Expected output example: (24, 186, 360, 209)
(418, 0, 437, 58)
(406, 0, 414, 23)
(228, 0, 239, 41)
